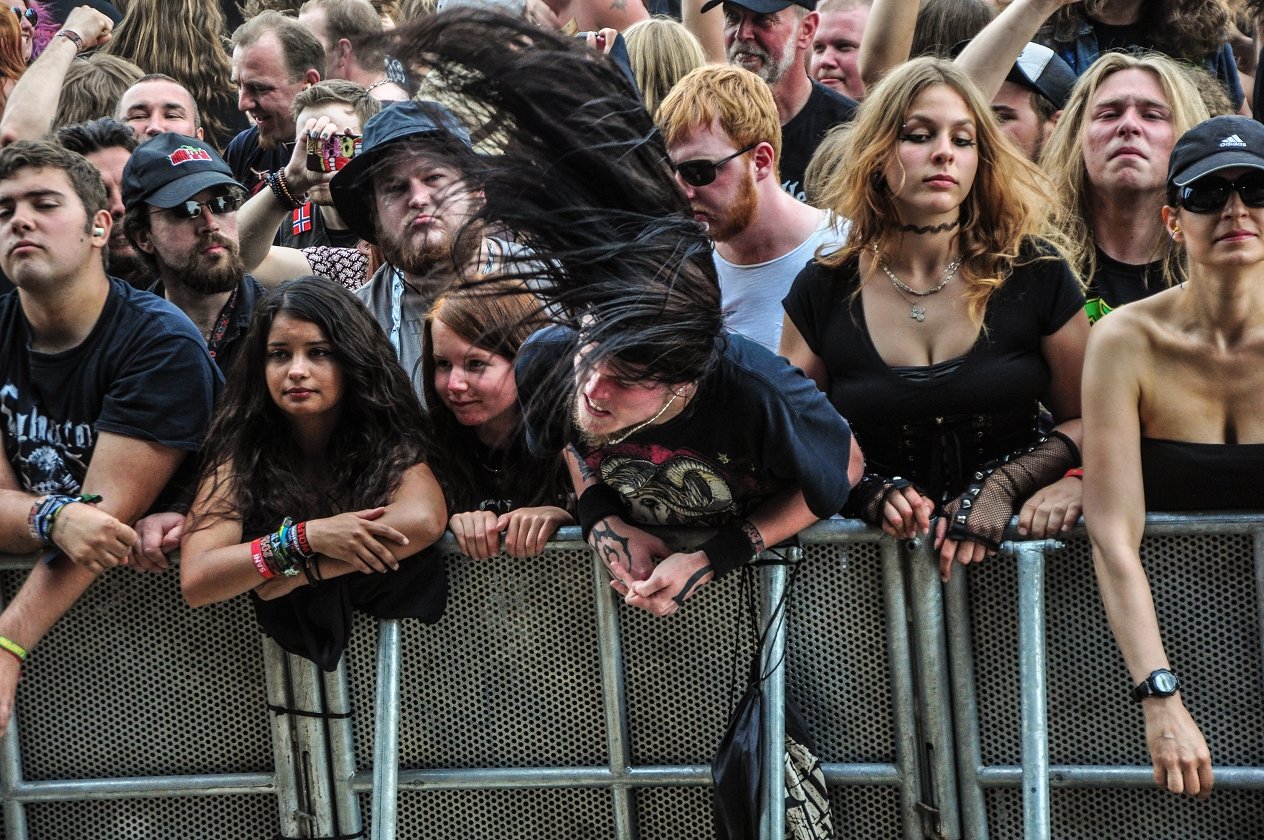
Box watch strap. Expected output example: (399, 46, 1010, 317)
(1131, 668, 1180, 702)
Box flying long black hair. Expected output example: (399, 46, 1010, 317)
(388, 9, 725, 388)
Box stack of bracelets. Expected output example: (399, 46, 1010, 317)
(250, 517, 322, 581)
(264, 170, 307, 211)
(27, 493, 103, 546)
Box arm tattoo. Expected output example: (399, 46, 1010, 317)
(568, 444, 595, 481)
(589, 520, 631, 574)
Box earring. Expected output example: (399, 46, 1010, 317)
(92, 227, 105, 236)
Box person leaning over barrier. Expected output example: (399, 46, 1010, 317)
(0, 140, 218, 733)
(180, 277, 448, 671)
(1083, 115, 1264, 799)
(378, 10, 863, 617)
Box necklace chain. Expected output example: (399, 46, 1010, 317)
(604, 389, 682, 446)
(872, 243, 962, 323)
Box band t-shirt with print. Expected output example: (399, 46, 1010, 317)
(517, 326, 856, 527)
(0, 279, 219, 499)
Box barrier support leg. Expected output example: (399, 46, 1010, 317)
(322, 658, 363, 837)
(371, 619, 402, 840)
(591, 554, 639, 840)
(879, 538, 923, 840)
(263, 636, 303, 838)
(0, 592, 26, 839)
(759, 553, 790, 840)
(1010, 540, 1054, 840)
(944, 563, 988, 840)
(906, 536, 961, 840)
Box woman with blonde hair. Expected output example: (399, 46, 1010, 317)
(782, 57, 1089, 579)
(623, 16, 707, 118)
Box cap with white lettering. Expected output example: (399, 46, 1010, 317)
(1168, 115, 1264, 188)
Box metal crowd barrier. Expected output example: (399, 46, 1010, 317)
(0, 515, 1261, 839)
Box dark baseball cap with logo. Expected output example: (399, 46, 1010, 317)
(121, 133, 242, 211)
(1167, 115, 1264, 188)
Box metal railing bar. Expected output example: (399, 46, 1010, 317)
(878, 537, 922, 840)
(760, 558, 788, 840)
(371, 619, 402, 840)
(945, 562, 988, 840)
(975, 765, 1264, 788)
(1012, 541, 1052, 840)
(353, 765, 713, 791)
(4, 772, 277, 800)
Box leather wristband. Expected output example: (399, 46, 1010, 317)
(698, 524, 759, 579)
(577, 484, 628, 541)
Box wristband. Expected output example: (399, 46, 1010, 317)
(577, 484, 628, 541)
(57, 29, 85, 54)
(251, 538, 275, 580)
(0, 635, 27, 663)
(1064, 468, 1084, 479)
(698, 524, 760, 579)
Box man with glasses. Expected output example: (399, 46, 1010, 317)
(121, 133, 266, 375)
(705, 0, 856, 200)
(658, 65, 847, 353)
(0, 140, 217, 733)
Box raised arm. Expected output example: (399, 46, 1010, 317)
(954, 0, 1077, 103)
(0, 6, 114, 144)
(0, 431, 189, 734)
(857, 0, 920, 91)
(684, 0, 726, 65)
(181, 462, 447, 607)
(1082, 314, 1212, 799)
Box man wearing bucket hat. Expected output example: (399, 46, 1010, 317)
(704, 0, 857, 200)
(120, 133, 267, 376)
(331, 100, 527, 396)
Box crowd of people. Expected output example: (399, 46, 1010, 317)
(0, 0, 1260, 822)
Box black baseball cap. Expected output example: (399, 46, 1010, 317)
(1168, 115, 1264, 188)
(329, 100, 473, 244)
(121, 133, 242, 210)
(1005, 43, 1076, 111)
(700, 0, 815, 13)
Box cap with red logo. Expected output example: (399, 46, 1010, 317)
(121, 132, 243, 210)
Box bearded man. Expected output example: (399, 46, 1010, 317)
(122, 133, 266, 375)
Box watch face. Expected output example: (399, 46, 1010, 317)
(1153, 671, 1179, 694)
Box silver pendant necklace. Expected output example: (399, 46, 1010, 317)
(872, 243, 962, 323)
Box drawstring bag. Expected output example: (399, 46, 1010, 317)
(712, 554, 833, 840)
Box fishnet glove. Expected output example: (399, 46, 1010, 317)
(841, 473, 918, 525)
(942, 432, 1079, 550)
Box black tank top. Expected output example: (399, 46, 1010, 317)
(1141, 437, 1264, 511)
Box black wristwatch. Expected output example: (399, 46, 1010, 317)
(1131, 668, 1181, 702)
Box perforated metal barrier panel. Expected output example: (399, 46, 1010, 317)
(0, 565, 276, 839)
(1, 519, 1261, 840)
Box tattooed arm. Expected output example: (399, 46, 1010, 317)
(566, 445, 669, 588)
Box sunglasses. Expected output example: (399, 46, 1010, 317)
(670, 142, 758, 187)
(11, 6, 35, 25)
(1178, 172, 1264, 214)
(154, 194, 243, 220)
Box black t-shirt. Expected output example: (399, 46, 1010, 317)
(1084, 248, 1165, 324)
(516, 326, 856, 526)
(277, 202, 361, 250)
(224, 126, 292, 199)
(780, 81, 858, 202)
(0, 278, 219, 497)
(782, 249, 1083, 502)
(149, 274, 268, 377)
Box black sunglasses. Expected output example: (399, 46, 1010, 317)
(670, 142, 758, 187)
(1178, 172, 1264, 214)
(154, 194, 243, 220)
(11, 6, 35, 25)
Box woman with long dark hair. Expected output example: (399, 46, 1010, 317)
(781, 57, 1090, 581)
(423, 281, 572, 560)
(181, 277, 447, 669)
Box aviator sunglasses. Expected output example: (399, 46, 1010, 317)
(152, 194, 244, 220)
(1177, 171, 1264, 214)
(11, 6, 35, 26)
(670, 142, 758, 187)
